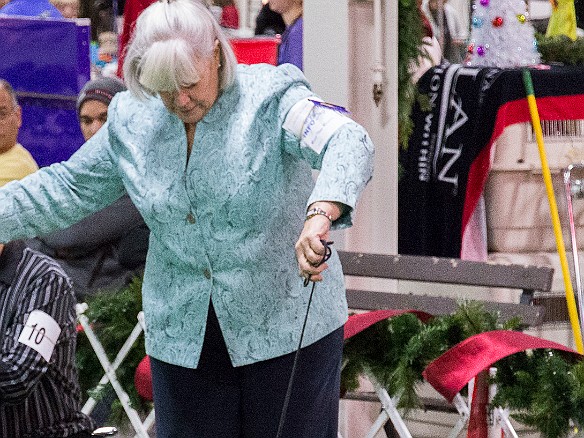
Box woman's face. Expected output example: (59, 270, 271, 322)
(158, 51, 221, 125)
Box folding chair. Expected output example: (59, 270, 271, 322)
(340, 310, 508, 438)
(340, 310, 434, 438)
(76, 303, 154, 438)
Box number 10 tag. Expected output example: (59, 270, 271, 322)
(18, 310, 62, 362)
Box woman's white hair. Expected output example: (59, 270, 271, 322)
(123, 0, 237, 100)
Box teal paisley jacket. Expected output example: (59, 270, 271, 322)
(0, 64, 374, 367)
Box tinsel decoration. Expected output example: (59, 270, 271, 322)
(466, 0, 540, 67)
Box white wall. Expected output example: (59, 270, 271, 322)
(304, 0, 399, 257)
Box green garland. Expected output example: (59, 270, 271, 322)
(492, 350, 584, 438)
(537, 33, 584, 66)
(76, 280, 584, 437)
(342, 302, 584, 438)
(398, 0, 427, 148)
(76, 276, 150, 422)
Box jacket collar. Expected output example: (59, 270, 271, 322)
(0, 240, 26, 287)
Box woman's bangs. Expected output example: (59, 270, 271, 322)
(138, 40, 201, 93)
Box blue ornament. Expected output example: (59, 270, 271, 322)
(472, 16, 484, 28)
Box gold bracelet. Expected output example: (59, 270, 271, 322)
(305, 207, 333, 223)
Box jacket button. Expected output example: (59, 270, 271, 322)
(186, 213, 196, 224)
(203, 268, 211, 279)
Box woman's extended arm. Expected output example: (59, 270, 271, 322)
(0, 125, 125, 244)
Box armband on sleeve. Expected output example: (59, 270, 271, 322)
(283, 98, 352, 154)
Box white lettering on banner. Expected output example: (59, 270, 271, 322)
(445, 94, 468, 139)
(418, 67, 444, 182)
(18, 310, 61, 362)
(437, 143, 463, 189)
(480, 68, 500, 94)
(418, 114, 434, 182)
(434, 69, 476, 191)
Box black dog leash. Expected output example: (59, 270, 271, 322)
(275, 240, 333, 438)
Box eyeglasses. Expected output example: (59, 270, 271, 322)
(0, 106, 16, 121)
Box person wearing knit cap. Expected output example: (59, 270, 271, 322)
(27, 75, 149, 304)
(77, 76, 126, 141)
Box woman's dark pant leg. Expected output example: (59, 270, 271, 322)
(149, 306, 241, 438)
(240, 327, 344, 438)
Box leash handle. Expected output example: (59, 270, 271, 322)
(303, 240, 333, 287)
(276, 240, 333, 438)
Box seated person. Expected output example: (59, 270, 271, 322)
(27, 77, 150, 301)
(0, 79, 38, 187)
(0, 240, 95, 437)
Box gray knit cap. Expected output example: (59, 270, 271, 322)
(76, 76, 127, 115)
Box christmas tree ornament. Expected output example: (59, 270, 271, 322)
(473, 16, 484, 28)
(492, 16, 503, 27)
(466, 0, 541, 68)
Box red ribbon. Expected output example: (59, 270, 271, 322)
(344, 309, 433, 340)
(422, 330, 581, 403)
(423, 330, 581, 437)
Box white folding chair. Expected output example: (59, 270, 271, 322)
(362, 381, 412, 438)
(76, 303, 154, 438)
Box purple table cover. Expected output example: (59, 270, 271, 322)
(0, 16, 90, 166)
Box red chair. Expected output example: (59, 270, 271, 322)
(229, 37, 279, 65)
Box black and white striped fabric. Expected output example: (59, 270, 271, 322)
(0, 241, 94, 437)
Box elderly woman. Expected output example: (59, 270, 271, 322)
(0, 0, 374, 437)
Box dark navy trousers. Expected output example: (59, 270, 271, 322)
(150, 305, 343, 438)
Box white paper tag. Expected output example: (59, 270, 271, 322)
(18, 310, 62, 362)
(283, 98, 351, 155)
(283, 97, 318, 138)
(302, 103, 351, 154)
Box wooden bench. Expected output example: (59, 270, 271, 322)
(339, 251, 555, 327)
(337, 251, 556, 437)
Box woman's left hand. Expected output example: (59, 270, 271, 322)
(295, 201, 342, 283)
(295, 215, 331, 283)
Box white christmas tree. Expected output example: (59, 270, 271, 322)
(466, 0, 541, 68)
